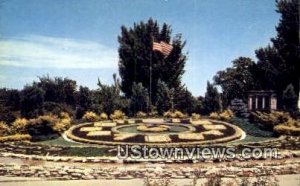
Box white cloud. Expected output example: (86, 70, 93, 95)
(0, 35, 118, 69)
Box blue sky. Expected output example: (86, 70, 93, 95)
(0, 0, 279, 96)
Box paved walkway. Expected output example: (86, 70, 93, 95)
(0, 175, 299, 186)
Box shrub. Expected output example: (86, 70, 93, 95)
(99, 113, 108, 120)
(251, 111, 291, 130)
(28, 114, 59, 136)
(12, 118, 29, 134)
(110, 110, 126, 120)
(136, 111, 147, 118)
(148, 110, 158, 117)
(163, 110, 186, 118)
(191, 113, 201, 120)
(173, 110, 186, 118)
(53, 112, 72, 133)
(82, 111, 99, 122)
(209, 112, 220, 120)
(0, 121, 10, 136)
(163, 111, 173, 118)
(274, 119, 300, 136)
(0, 134, 31, 142)
(219, 109, 234, 121)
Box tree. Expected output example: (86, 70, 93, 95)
(203, 81, 221, 114)
(255, 0, 299, 109)
(156, 80, 173, 114)
(118, 18, 187, 105)
(174, 86, 198, 114)
(282, 84, 298, 112)
(214, 57, 258, 106)
(20, 85, 45, 118)
(36, 75, 77, 105)
(75, 86, 93, 119)
(130, 82, 149, 114)
(95, 74, 128, 115)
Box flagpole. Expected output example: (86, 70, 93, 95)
(149, 37, 153, 114)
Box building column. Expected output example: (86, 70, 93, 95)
(255, 96, 258, 109)
(248, 96, 253, 110)
(271, 95, 277, 110)
(262, 96, 265, 109)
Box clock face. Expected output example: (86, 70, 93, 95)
(66, 119, 243, 146)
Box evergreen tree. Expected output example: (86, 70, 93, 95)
(118, 18, 187, 105)
(156, 80, 173, 114)
(255, 0, 299, 108)
(95, 74, 128, 115)
(203, 82, 221, 114)
(130, 82, 149, 114)
(174, 86, 198, 114)
(76, 86, 93, 119)
(282, 84, 298, 112)
(20, 85, 45, 118)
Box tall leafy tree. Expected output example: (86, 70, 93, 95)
(203, 81, 221, 114)
(214, 57, 258, 106)
(255, 0, 299, 107)
(118, 18, 187, 105)
(95, 74, 128, 115)
(156, 79, 173, 114)
(130, 82, 149, 114)
(20, 85, 45, 118)
(75, 86, 93, 119)
(36, 76, 77, 105)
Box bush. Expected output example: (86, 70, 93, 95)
(163, 111, 173, 118)
(219, 109, 234, 121)
(191, 113, 201, 120)
(0, 134, 31, 142)
(99, 113, 108, 120)
(251, 111, 291, 130)
(163, 110, 186, 118)
(274, 119, 300, 136)
(52, 112, 72, 133)
(110, 110, 126, 120)
(82, 111, 99, 122)
(12, 118, 29, 134)
(0, 121, 10, 136)
(173, 110, 186, 118)
(136, 111, 147, 118)
(274, 124, 300, 136)
(209, 112, 220, 120)
(28, 114, 59, 136)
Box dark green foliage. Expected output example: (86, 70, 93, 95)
(0, 88, 20, 123)
(94, 74, 129, 115)
(156, 79, 173, 114)
(214, 57, 258, 105)
(75, 86, 93, 119)
(231, 117, 274, 137)
(118, 18, 186, 105)
(174, 86, 199, 114)
(255, 0, 299, 108)
(20, 85, 45, 118)
(230, 98, 249, 118)
(203, 82, 221, 114)
(35, 75, 77, 106)
(129, 82, 149, 114)
(282, 84, 298, 112)
(42, 102, 74, 116)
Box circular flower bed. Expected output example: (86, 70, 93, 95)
(65, 119, 244, 147)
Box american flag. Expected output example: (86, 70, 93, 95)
(152, 41, 173, 56)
